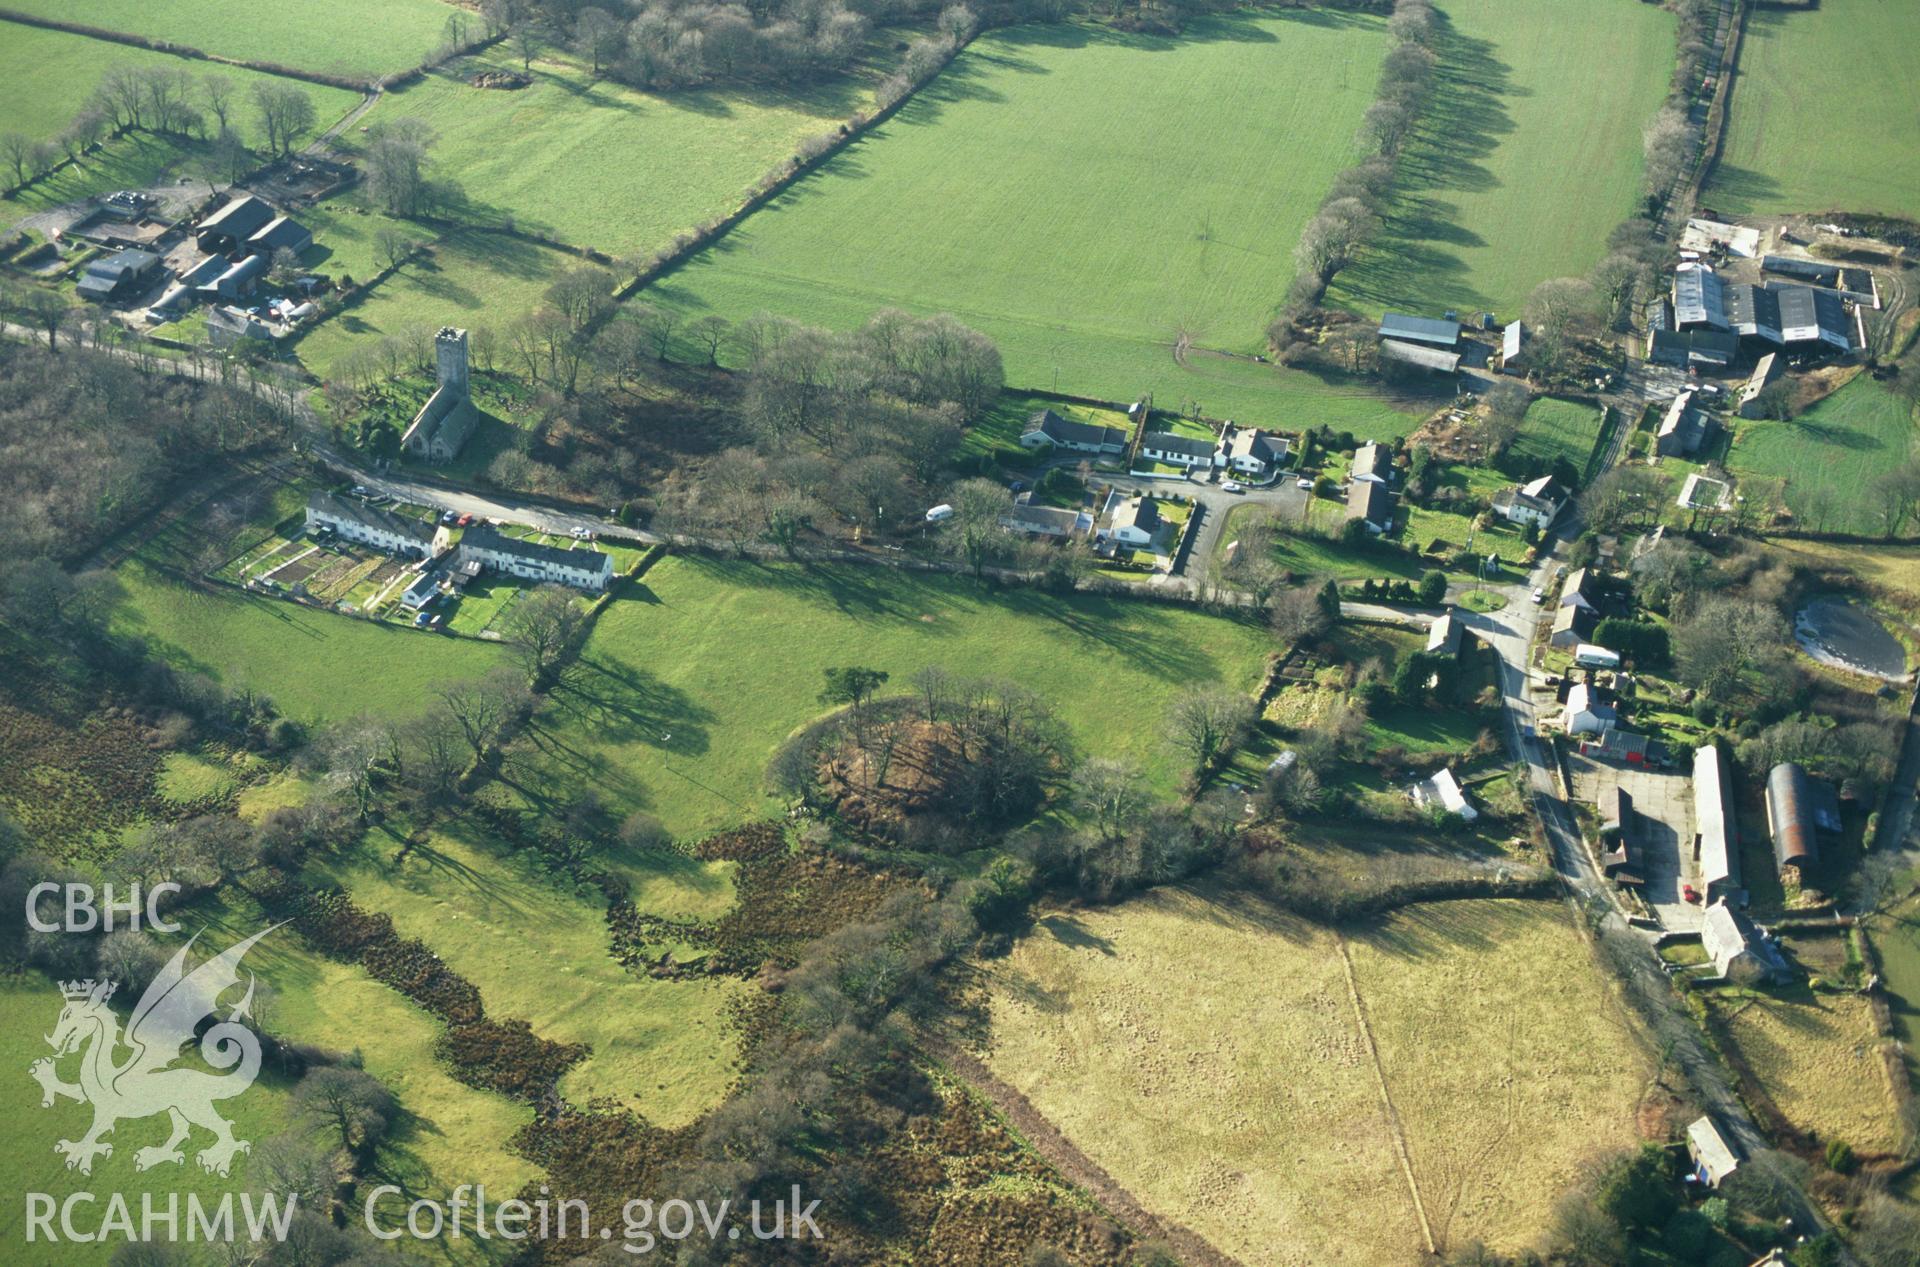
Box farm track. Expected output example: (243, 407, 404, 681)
(1336, 935, 1437, 1257)
(927, 1038, 1248, 1267)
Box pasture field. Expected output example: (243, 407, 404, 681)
(295, 227, 573, 378)
(0, 20, 361, 145)
(1, 0, 456, 80)
(1328, 0, 1673, 320)
(311, 821, 743, 1127)
(189, 889, 541, 1200)
(510, 555, 1274, 838)
(1710, 991, 1898, 1156)
(1710, 0, 1920, 220)
(0, 21, 361, 219)
(979, 890, 1646, 1265)
(1511, 397, 1607, 480)
(110, 560, 503, 722)
(352, 48, 867, 258)
(1727, 375, 1917, 537)
(645, 13, 1431, 432)
(0, 970, 301, 1266)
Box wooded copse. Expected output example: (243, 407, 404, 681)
(489, 0, 998, 93)
(0, 337, 297, 563)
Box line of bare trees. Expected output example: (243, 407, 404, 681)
(1268, 0, 1439, 353)
(1641, 0, 1721, 208)
(1, 62, 325, 197)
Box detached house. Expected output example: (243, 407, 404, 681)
(1104, 495, 1162, 549)
(1493, 475, 1567, 530)
(1139, 431, 1216, 470)
(1563, 682, 1616, 736)
(1220, 426, 1288, 478)
(1019, 409, 1127, 456)
(1351, 442, 1392, 484)
(1000, 503, 1092, 539)
(1703, 900, 1790, 985)
(1346, 479, 1393, 535)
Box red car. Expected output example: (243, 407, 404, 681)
(456, 513, 474, 527)
(1682, 884, 1701, 904)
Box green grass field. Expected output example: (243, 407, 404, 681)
(644, 13, 1432, 432)
(0, 21, 361, 218)
(1329, 0, 1674, 319)
(1710, 0, 1920, 220)
(1727, 375, 1918, 536)
(189, 888, 541, 1201)
(1, 0, 457, 80)
(295, 227, 573, 377)
(350, 47, 868, 257)
(0, 20, 352, 144)
(0, 969, 302, 1266)
(1220, 500, 1426, 582)
(312, 821, 743, 1128)
(110, 560, 504, 722)
(511, 555, 1275, 838)
(1511, 397, 1606, 479)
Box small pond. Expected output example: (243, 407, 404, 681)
(1794, 596, 1909, 681)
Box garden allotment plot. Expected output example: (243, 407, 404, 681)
(652, 13, 1402, 427)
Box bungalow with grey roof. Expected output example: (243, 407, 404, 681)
(1000, 503, 1092, 539)
(1351, 441, 1392, 484)
(1139, 430, 1216, 470)
(1019, 409, 1127, 455)
(1104, 495, 1163, 549)
(1220, 426, 1288, 477)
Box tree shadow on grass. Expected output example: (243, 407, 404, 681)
(1344, 892, 1544, 959)
(543, 654, 714, 757)
(1331, 16, 1516, 316)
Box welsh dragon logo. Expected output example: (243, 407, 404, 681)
(29, 925, 280, 1177)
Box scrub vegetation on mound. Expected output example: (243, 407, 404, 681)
(501, 555, 1274, 838)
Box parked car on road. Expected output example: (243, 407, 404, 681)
(1221, 481, 1244, 494)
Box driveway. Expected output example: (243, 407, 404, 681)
(1102, 471, 1308, 578)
